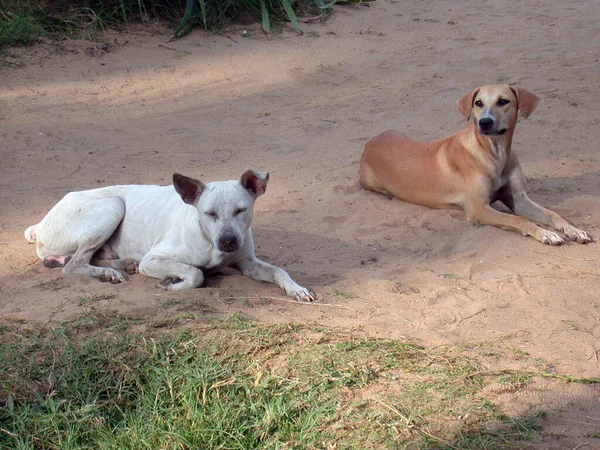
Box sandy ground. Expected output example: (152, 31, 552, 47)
(1, 0, 600, 446)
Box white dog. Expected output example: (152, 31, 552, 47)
(25, 170, 315, 301)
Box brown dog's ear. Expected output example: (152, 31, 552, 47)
(240, 170, 269, 197)
(173, 173, 205, 205)
(457, 87, 480, 120)
(510, 87, 540, 119)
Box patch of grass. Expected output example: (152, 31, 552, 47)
(558, 319, 581, 332)
(440, 272, 459, 279)
(76, 293, 116, 306)
(1, 0, 376, 47)
(0, 1, 46, 46)
(1, 0, 377, 48)
(171, 0, 375, 38)
(330, 288, 355, 299)
(160, 298, 183, 309)
(148, 313, 196, 328)
(0, 48, 23, 66)
(1, 314, 599, 449)
(0, 0, 108, 47)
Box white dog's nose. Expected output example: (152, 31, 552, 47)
(218, 235, 239, 253)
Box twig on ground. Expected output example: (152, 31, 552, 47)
(214, 31, 238, 43)
(369, 398, 458, 449)
(587, 345, 599, 362)
(0, 428, 18, 438)
(224, 295, 359, 314)
(298, 14, 327, 23)
(158, 44, 178, 51)
(61, 164, 81, 179)
(23, 258, 39, 268)
(369, 398, 413, 425)
(534, 251, 594, 261)
(456, 369, 600, 384)
(572, 443, 594, 450)
(458, 308, 485, 323)
(25, 279, 55, 289)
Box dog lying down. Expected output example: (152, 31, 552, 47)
(25, 170, 315, 302)
(360, 85, 592, 245)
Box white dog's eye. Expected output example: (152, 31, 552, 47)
(205, 211, 218, 219)
(474, 100, 484, 108)
(234, 207, 247, 216)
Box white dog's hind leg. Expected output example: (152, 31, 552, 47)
(94, 243, 119, 260)
(91, 244, 139, 275)
(139, 254, 204, 290)
(63, 245, 129, 283)
(36, 195, 129, 283)
(237, 256, 315, 302)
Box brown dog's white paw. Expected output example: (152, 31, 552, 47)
(537, 229, 564, 246)
(562, 227, 593, 244)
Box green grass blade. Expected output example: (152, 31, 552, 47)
(259, 0, 270, 33)
(171, 0, 195, 38)
(281, 0, 302, 33)
(197, 0, 207, 30)
(316, 0, 339, 8)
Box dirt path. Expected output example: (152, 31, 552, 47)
(1, 1, 600, 446)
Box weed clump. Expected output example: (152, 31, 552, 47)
(0, 0, 371, 47)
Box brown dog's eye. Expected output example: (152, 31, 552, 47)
(498, 98, 509, 106)
(474, 100, 483, 107)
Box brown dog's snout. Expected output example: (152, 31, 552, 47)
(478, 117, 494, 130)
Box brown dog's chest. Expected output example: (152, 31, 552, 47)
(489, 176, 515, 212)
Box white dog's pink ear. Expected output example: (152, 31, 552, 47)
(510, 87, 540, 119)
(457, 87, 480, 121)
(173, 173, 205, 205)
(240, 170, 269, 197)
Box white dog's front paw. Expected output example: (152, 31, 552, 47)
(537, 229, 564, 246)
(286, 285, 316, 302)
(562, 226, 593, 244)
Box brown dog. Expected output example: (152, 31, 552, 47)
(359, 85, 591, 245)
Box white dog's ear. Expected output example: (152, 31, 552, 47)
(457, 87, 480, 121)
(240, 170, 269, 197)
(173, 173, 205, 205)
(510, 87, 540, 119)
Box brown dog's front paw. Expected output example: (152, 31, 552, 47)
(563, 227, 593, 244)
(538, 229, 564, 246)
